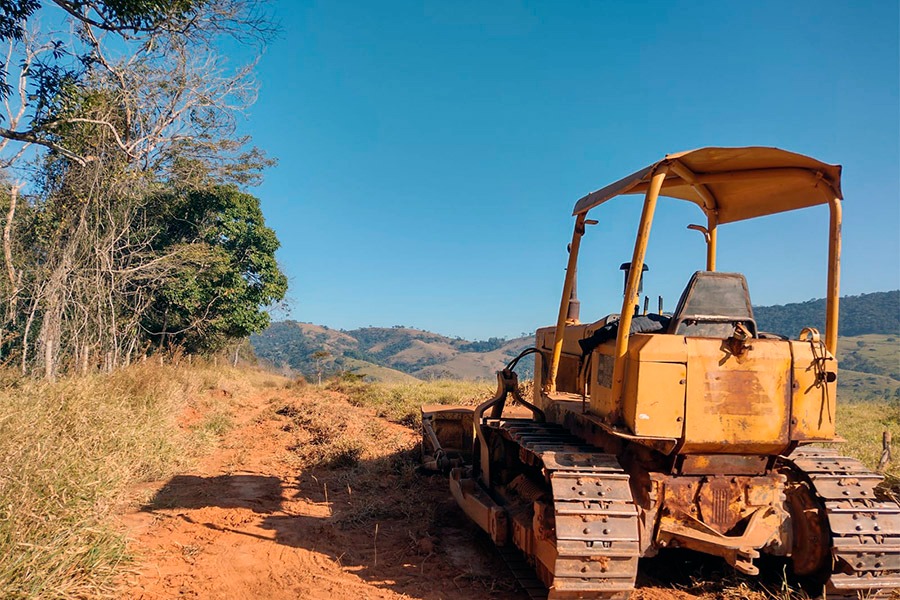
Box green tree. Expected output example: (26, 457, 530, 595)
(0, 1, 279, 377)
(142, 185, 287, 353)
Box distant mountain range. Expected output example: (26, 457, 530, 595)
(251, 291, 899, 393)
(251, 322, 532, 382)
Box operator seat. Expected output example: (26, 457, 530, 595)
(667, 271, 757, 338)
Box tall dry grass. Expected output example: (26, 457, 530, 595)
(835, 400, 900, 488)
(0, 361, 281, 599)
(326, 377, 495, 426)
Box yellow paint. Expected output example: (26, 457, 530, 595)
(625, 333, 689, 363)
(590, 334, 687, 428)
(548, 214, 586, 392)
(623, 360, 686, 438)
(611, 167, 669, 406)
(589, 343, 616, 420)
(825, 197, 842, 355)
(681, 338, 792, 454)
(789, 340, 837, 440)
(706, 212, 717, 271)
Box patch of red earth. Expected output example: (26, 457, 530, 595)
(119, 384, 717, 600)
(119, 387, 525, 600)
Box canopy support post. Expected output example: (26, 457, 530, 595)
(825, 196, 842, 355)
(610, 166, 669, 406)
(547, 213, 586, 393)
(706, 212, 718, 271)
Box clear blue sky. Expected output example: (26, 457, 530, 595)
(242, 0, 899, 340)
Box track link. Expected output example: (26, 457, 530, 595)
(783, 446, 900, 598)
(490, 418, 639, 599)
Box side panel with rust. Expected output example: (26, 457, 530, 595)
(590, 344, 616, 421)
(681, 338, 792, 454)
(789, 341, 837, 441)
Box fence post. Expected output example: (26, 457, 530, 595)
(877, 430, 892, 472)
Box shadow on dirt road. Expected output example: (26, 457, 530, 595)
(138, 451, 523, 600)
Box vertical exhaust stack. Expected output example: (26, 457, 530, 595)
(566, 243, 580, 323)
(620, 262, 649, 316)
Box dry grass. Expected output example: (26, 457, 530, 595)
(281, 390, 413, 471)
(276, 389, 431, 527)
(0, 360, 283, 599)
(834, 400, 900, 492)
(326, 377, 494, 427)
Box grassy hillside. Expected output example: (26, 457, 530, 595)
(837, 334, 900, 403)
(251, 321, 531, 381)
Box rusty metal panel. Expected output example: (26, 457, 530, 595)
(697, 477, 743, 533)
(556, 539, 640, 558)
(622, 360, 686, 438)
(681, 338, 791, 454)
(679, 454, 769, 475)
(828, 573, 900, 592)
(528, 444, 597, 454)
(554, 555, 636, 577)
(541, 452, 623, 472)
(789, 341, 837, 441)
(589, 345, 618, 422)
(555, 513, 639, 542)
(550, 575, 635, 594)
(551, 473, 633, 501)
(808, 474, 883, 499)
(787, 445, 839, 458)
(792, 456, 868, 475)
(554, 501, 638, 516)
(826, 504, 900, 535)
(831, 538, 900, 571)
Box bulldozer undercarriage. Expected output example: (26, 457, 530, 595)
(484, 419, 640, 598)
(430, 383, 900, 599)
(780, 447, 900, 596)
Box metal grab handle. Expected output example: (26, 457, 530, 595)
(473, 369, 545, 486)
(798, 327, 821, 343)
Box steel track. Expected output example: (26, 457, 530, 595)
(489, 419, 640, 599)
(782, 446, 900, 598)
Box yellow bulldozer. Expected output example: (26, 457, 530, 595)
(421, 147, 899, 598)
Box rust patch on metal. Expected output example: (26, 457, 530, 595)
(698, 477, 742, 534)
(703, 370, 773, 417)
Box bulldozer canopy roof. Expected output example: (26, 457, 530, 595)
(573, 147, 842, 224)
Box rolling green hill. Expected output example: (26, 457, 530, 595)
(250, 321, 532, 381)
(751, 291, 899, 403)
(836, 334, 900, 403)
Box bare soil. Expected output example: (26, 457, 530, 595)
(117, 383, 801, 600)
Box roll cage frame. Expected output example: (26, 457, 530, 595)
(546, 147, 844, 403)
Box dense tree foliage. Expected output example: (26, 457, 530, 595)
(142, 185, 287, 353)
(754, 291, 899, 338)
(0, 1, 284, 377)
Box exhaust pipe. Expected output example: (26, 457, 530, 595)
(567, 243, 580, 323)
(620, 262, 649, 316)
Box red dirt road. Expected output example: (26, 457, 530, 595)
(119, 385, 527, 600)
(117, 383, 794, 600)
